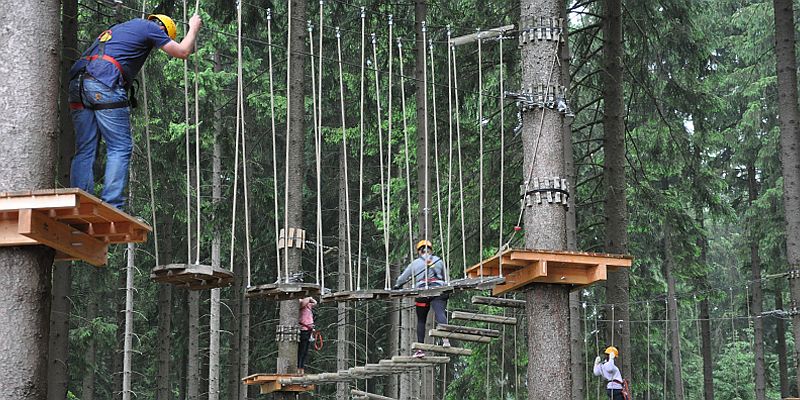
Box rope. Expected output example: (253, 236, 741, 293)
(582, 302, 589, 397)
(307, 21, 321, 286)
(514, 313, 519, 399)
(397, 38, 416, 264)
(238, 0, 252, 289)
(646, 301, 651, 400)
(335, 27, 353, 288)
(477, 32, 484, 278)
(445, 27, 454, 273)
(370, 32, 388, 291)
(498, 34, 505, 277)
(451, 44, 468, 277)
(267, 9, 281, 280)
(594, 305, 600, 400)
(183, 0, 191, 264)
(193, 0, 201, 264)
(317, 1, 325, 289)
(228, 0, 242, 276)
(429, 38, 446, 282)
(140, 5, 158, 270)
(422, 22, 430, 278)
(283, 0, 292, 282)
(663, 298, 667, 399)
(385, 15, 394, 290)
(356, 7, 365, 291)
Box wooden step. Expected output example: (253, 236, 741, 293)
(471, 295, 526, 308)
(412, 342, 473, 355)
(451, 311, 517, 325)
(437, 323, 500, 337)
(351, 389, 398, 400)
(429, 329, 492, 343)
(391, 355, 450, 364)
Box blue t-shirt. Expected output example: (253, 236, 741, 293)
(70, 18, 171, 88)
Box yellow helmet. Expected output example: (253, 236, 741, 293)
(416, 240, 433, 252)
(604, 346, 619, 359)
(147, 14, 177, 40)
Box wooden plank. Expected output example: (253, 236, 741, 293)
(492, 260, 547, 295)
(412, 342, 473, 356)
(471, 295, 527, 308)
(531, 264, 607, 286)
(451, 311, 518, 325)
(429, 329, 492, 343)
(0, 192, 78, 212)
(437, 323, 500, 337)
(391, 355, 450, 363)
(0, 218, 37, 246)
(351, 389, 398, 400)
(509, 249, 631, 267)
(50, 203, 100, 221)
(18, 209, 107, 266)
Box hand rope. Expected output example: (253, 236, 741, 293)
(228, 0, 242, 276)
(283, 0, 293, 282)
(307, 21, 321, 286)
(356, 8, 365, 291)
(336, 27, 354, 283)
(451, 44, 468, 277)
(370, 32, 388, 291)
(445, 27, 454, 271)
(183, 0, 191, 263)
(141, 0, 158, 269)
(397, 38, 416, 265)
(193, 0, 201, 264)
(429, 38, 446, 278)
(317, 1, 325, 288)
(238, 0, 252, 288)
(385, 15, 394, 290)
(477, 32, 484, 278)
(498, 33, 505, 276)
(267, 9, 281, 280)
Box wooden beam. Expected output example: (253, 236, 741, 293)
(0, 192, 77, 212)
(351, 389, 398, 400)
(450, 24, 515, 46)
(492, 260, 547, 294)
(0, 218, 37, 246)
(451, 311, 518, 325)
(412, 342, 473, 355)
(471, 295, 527, 308)
(391, 355, 450, 364)
(436, 323, 500, 337)
(530, 264, 607, 286)
(17, 209, 107, 266)
(509, 250, 631, 268)
(429, 329, 492, 343)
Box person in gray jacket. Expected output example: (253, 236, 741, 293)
(393, 239, 450, 357)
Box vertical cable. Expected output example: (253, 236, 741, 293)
(317, 0, 325, 288)
(183, 0, 191, 264)
(336, 27, 353, 288)
(422, 21, 430, 256)
(477, 32, 484, 278)
(498, 33, 505, 277)
(445, 27, 454, 267)
(398, 38, 415, 264)
(429, 38, 445, 267)
(193, 1, 201, 264)
(356, 8, 365, 291)
(451, 44, 467, 277)
(267, 9, 281, 279)
(283, 0, 293, 282)
(228, 0, 242, 275)
(371, 33, 387, 291)
(307, 21, 320, 285)
(385, 15, 394, 289)
(141, 0, 158, 269)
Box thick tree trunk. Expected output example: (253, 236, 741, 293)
(662, 222, 685, 400)
(337, 153, 350, 399)
(415, 0, 433, 241)
(48, 1, 78, 398)
(113, 263, 126, 400)
(602, 0, 632, 384)
(0, 0, 59, 398)
(187, 290, 200, 400)
(82, 271, 99, 400)
(399, 297, 418, 399)
(209, 59, 223, 400)
(239, 295, 250, 400)
(157, 277, 173, 399)
(227, 269, 242, 399)
(773, 0, 800, 394)
(699, 297, 714, 399)
(122, 242, 136, 400)
(747, 162, 767, 400)
(776, 287, 790, 397)
(520, 0, 572, 398)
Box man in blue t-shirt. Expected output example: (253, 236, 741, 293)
(68, 14, 202, 209)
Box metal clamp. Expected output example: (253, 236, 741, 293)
(275, 325, 301, 342)
(521, 177, 570, 208)
(788, 269, 800, 280)
(518, 16, 566, 46)
(506, 83, 574, 132)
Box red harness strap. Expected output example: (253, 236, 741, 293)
(83, 54, 126, 85)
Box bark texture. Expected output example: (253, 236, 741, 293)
(187, 290, 200, 400)
(82, 271, 99, 400)
(773, 0, 800, 394)
(337, 154, 350, 400)
(0, 1, 59, 398)
(520, 0, 572, 398)
(209, 74, 223, 400)
(662, 222, 685, 400)
(776, 287, 790, 397)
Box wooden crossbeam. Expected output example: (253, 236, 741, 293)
(391, 355, 450, 364)
(18, 209, 107, 266)
(412, 342, 473, 355)
(451, 311, 518, 325)
(351, 389, 398, 400)
(450, 24, 515, 46)
(429, 329, 492, 343)
(437, 323, 500, 337)
(491, 260, 547, 294)
(0, 218, 37, 246)
(0, 192, 78, 212)
(471, 295, 527, 308)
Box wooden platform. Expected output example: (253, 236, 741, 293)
(150, 263, 234, 290)
(246, 282, 321, 301)
(466, 248, 632, 295)
(242, 373, 315, 394)
(321, 276, 507, 303)
(0, 188, 151, 266)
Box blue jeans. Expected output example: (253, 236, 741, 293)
(68, 75, 132, 209)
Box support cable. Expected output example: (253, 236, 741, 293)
(317, 0, 325, 288)
(336, 27, 354, 283)
(307, 20, 322, 285)
(445, 26, 454, 269)
(451, 44, 468, 277)
(184, 0, 191, 264)
(422, 22, 430, 287)
(283, 0, 293, 282)
(385, 15, 394, 289)
(477, 32, 484, 278)
(371, 33, 388, 291)
(356, 7, 365, 291)
(228, 0, 243, 276)
(267, 9, 281, 280)
(193, 0, 201, 264)
(429, 38, 446, 280)
(498, 33, 505, 277)
(397, 38, 416, 264)
(239, 0, 252, 288)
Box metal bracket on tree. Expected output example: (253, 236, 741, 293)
(275, 325, 301, 342)
(518, 16, 565, 46)
(278, 227, 307, 250)
(521, 177, 570, 208)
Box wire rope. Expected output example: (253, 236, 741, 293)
(336, 27, 354, 290)
(477, 32, 484, 278)
(193, 0, 201, 264)
(385, 15, 394, 289)
(397, 38, 416, 265)
(282, 0, 293, 282)
(429, 38, 445, 263)
(356, 7, 365, 291)
(266, 9, 282, 281)
(307, 20, 322, 286)
(371, 32, 388, 291)
(451, 44, 468, 277)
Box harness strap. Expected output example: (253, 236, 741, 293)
(70, 100, 130, 110)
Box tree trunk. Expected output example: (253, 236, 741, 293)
(113, 261, 126, 400)
(276, 0, 306, 395)
(520, 0, 572, 398)
(699, 297, 713, 399)
(0, 0, 58, 398)
(239, 294, 250, 400)
(773, 0, 800, 395)
(82, 271, 99, 400)
(48, 1, 78, 397)
(227, 268, 242, 400)
(187, 290, 201, 400)
(337, 152, 351, 399)
(157, 276, 173, 399)
(122, 242, 136, 400)
(662, 222, 685, 400)
(746, 162, 767, 400)
(399, 297, 418, 399)
(776, 286, 790, 397)
(415, 0, 433, 241)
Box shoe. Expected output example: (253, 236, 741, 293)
(442, 339, 451, 348)
(413, 350, 426, 358)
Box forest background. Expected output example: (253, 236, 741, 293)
(50, 0, 797, 399)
